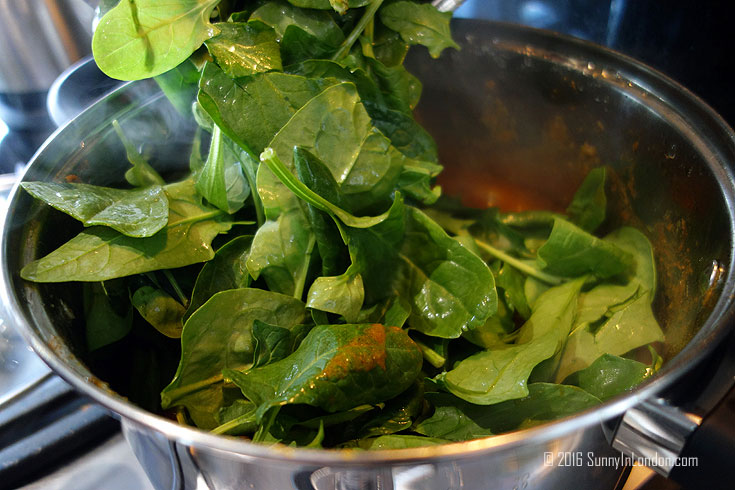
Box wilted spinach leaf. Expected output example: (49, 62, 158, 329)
(555, 227, 662, 381)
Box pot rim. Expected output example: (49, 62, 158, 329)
(3, 19, 735, 466)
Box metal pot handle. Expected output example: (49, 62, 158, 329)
(612, 331, 735, 487)
(668, 382, 735, 487)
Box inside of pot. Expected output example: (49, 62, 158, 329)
(4, 20, 734, 442)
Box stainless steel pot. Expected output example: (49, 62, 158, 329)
(3, 20, 735, 490)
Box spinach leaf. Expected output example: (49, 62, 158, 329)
(358, 56, 422, 114)
(83, 281, 133, 351)
(213, 399, 258, 435)
(397, 207, 497, 338)
(251, 1, 346, 45)
(251, 321, 312, 370)
(284, 59, 385, 110)
(20, 182, 168, 238)
(259, 149, 394, 229)
(555, 292, 664, 382)
(564, 354, 649, 401)
(154, 59, 201, 115)
(574, 282, 639, 328)
(161, 288, 305, 428)
(536, 218, 633, 278)
(606, 226, 656, 293)
(289, 145, 405, 309)
(413, 401, 494, 442)
(92, 0, 221, 80)
(379, 1, 459, 58)
(363, 102, 438, 162)
(112, 120, 165, 187)
(496, 263, 532, 319)
(225, 323, 422, 418)
(204, 21, 282, 79)
(297, 404, 375, 430)
(566, 167, 606, 233)
(306, 266, 365, 323)
(285, 0, 369, 14)
(197, 63, 334, 156)
(395, 158, 443, 205)
(246, 205, 316, 297)
(555, 227, 662, 381)
(357, 434, 448, 449)
(462, 293, 515, 349)
(280, 25, 339, 65)
(195, 125, 250, 213)
(322, 194, 406, 306)
(132, 286, 187, 338)
(371, 23, 409, 67)
(252, 320, 296, 368)
(302, 202, 348, 277)
(21, 180, 232, 282)
(355, 380, 424, 438)
(186, 235, 253, 319)
(416, 383, 601, 439)
(258, 82, 406, 220)
(440, 278, 584, 404)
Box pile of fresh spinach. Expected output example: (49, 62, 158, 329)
(19, 0, 664, 448)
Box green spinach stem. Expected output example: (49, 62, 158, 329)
(253, 407, 280, 442)
(164, 269, 189, 307)
(332, 0, 384, 61)
(293, 234, 316, 300)
(162, 373, 223, 405)
(170, 209, 224, 226)
(211, 411, 256, 435)
(472, 238, 565, 286)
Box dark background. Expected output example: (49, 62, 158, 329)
(455, 0, 735, 126)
